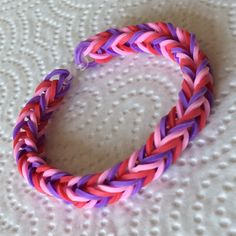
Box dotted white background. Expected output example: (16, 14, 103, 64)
(0, 0, 236, 236)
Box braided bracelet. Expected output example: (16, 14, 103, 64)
(13, 22, 213, 208)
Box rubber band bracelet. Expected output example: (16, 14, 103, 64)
(13, 21, 214, 208)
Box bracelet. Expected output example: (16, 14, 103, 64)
(13, 21, 214, 208)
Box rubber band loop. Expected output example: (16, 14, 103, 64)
(13, 21, 214, 208)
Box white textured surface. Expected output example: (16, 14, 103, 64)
(0, 0, 236, 235)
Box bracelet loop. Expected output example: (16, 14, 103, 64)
(13, 21, 214, 208)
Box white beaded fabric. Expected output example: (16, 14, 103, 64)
(1, 0, 236, 235)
